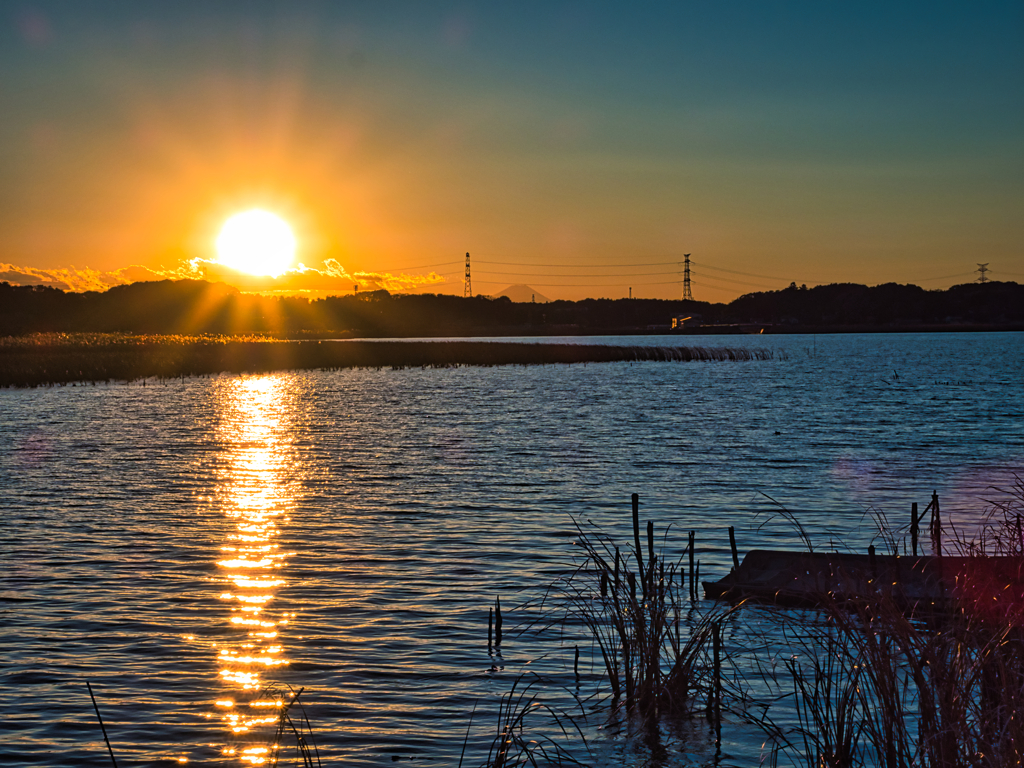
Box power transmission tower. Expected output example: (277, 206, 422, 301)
(464, 252, 472, 297)
(681, 254, 693, 300)
(976, 263, 989, 284)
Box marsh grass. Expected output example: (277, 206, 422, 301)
(0, 333, 780, 387)
(750, 479, 1024, 767)
(546, 496, 736, 723)
(469, 674, 589, 768)
(763, 593, 1024, 767)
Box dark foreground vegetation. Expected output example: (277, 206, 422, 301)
(0, 334, 777, 388)
(509, 481, 1024, 767)
(2, 278, 1023, 337)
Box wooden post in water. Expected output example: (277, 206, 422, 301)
(488, 607, 493, 652)
(574, 646, 580, 682)
(930, 491, 942, 555)
(728, 526, 739, 570)
(688, 531, 696, 601)
(494, 597, 503, 648)
(910, 502, 919, 557)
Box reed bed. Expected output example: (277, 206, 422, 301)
(0, 333, 779, 388)
(750, 479, 1024, 768)
(755, 585, 1024, 767)
(537, 483, 1024, 766)
(547, 495, 736, 723)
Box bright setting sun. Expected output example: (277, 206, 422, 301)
(215, 210, 297, 278)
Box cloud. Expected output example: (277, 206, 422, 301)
(0, 263, 182, 292)
(0, 258, 452, 297)
(186, 257, 451, 296)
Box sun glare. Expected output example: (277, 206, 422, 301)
(216, 210, 297, 278)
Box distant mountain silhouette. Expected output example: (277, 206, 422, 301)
(493, 284, 550, 303)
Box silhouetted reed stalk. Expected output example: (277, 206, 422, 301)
(785, 629, 865, 768)
(224, 681, 321, 768)
(86, 681, 119, 768)
(755, 479, 1024, 767)
(554, 495, 734, 721)
(780, 593, 1024, 766)
(0, 333, 780, 387)
(467, 673, 588, 768)
(267, 685, 321, 768)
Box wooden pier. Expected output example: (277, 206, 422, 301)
(704, 549, 1024, 621)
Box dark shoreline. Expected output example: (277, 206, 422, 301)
(4, 278, 1023, 339)
(678, 322, 1024, 335)
(272, 322, 1024, 339)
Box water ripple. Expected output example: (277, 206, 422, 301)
(2, 333, 1023, 765)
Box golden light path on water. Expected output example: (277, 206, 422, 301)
(212, 376, 299, 765)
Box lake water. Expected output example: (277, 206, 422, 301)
(3, 332, 1023, 767)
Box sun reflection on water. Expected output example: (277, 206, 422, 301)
(212, 375, 299, 764)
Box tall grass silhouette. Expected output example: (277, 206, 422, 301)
(751, 479, 1024, 767)
(546, 495, 736, 722)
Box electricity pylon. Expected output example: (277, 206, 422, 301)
(681, 254, 693, 300)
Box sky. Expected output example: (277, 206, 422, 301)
(1, 1, 1022, 302)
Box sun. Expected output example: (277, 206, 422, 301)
(215, 209, 297, 277)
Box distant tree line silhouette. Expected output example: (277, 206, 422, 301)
(1, 279, 1022, 337)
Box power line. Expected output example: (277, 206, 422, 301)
(470, 278, 681, 287)
(693, 260, 984, 288)
(475, 259, 679, 268)
(359, 257, 999, 292)
(918, 271, 979, 283)
(689, 271, 784, 291)
(367, 260, 462, 272)
(690, 260, 830, 285)
(471, 269, 681, 278)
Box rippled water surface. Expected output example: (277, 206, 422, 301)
(3, 333, 1023, 766)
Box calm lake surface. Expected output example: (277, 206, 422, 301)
(3, 332, 1023, 767)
